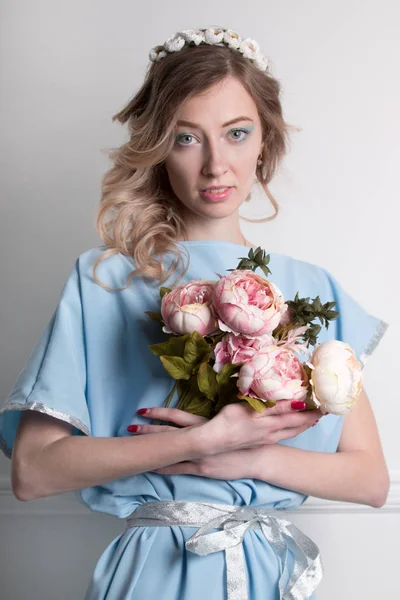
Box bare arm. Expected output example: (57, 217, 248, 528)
(12, 399, 319, 502)
(11, 411, 209, 502)
(251, 387, 390, 508)
(147, 388, 390, 509)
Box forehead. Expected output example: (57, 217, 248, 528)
(176, 77, 259, 124)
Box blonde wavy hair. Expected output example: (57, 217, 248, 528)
(93, 41, 297, 291)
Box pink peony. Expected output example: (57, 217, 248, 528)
(212, 333, 274, 373)
(237, 345, 309, 402)
(278, 305, 292, 327)
(213, 270, 287, 339)
(161, 280, 218, 336)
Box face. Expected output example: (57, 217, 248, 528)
(163, 76, 264, 226)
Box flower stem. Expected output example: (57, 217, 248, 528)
(154, 380, 178, 425)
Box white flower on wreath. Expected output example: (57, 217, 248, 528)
(253, 52, 269, 71)
(223, 29, 242, 50)
(181, 29, 205, 45)
(164, 33, 186, 53)
(204, 27, 225, 45)
(149, 45, 168, 62)
(240, 38, 260, 60)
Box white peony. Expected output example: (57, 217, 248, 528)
(164, 33, 186, 53)
(253, 52, 269, 71)
(240, 38, 260, 60)
(149, 46, 168, 62)
(181, 29, 205, 45)
(223, 29, 242, 50)
(204, 27, 225, 45)
(306, 340, 363, 415)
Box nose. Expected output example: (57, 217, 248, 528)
(201, 140, 229, 178)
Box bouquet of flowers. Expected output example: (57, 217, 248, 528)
(146, 247, 363, 419)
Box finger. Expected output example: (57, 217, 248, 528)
(272, 409, 323, 431)
(128, 424, 177, 434)
(265, 399, 310, 416)
(139, 407, 208, 427)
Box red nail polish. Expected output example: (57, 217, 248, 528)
(137, 408, 148, 415)
(127, 425, 140, 433)
(291, 401, 306, 410)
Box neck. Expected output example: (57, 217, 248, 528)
(179, 232, 256, 248)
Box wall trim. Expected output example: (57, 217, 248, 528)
(0, 471, 399, 517)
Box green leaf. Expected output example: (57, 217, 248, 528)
(197, 362, 219, 401)
(206, 331, 226, 345)
(325, 310, 340, 320)
(183, 331, 211, 365)
(260, 265, 272, 277)
(254, 247, 263, 262)
(212, 372, 238, 407)
(176, 376, 214, 418)
(238, 394, 265, 413)
(145, 311, 163, 322)
(236, 394, 274, 413)
(168, 334, 191, 358)
(148, 341, 170, 356)
(149, 334, 190, 358)
(326, 302, 338, 310)
(311, 297, 322, 311)
(216, 362, 243, 387)
(160, 286, 172, 299)
(160, 356, 192, 380)
(181, 394, 214, 418)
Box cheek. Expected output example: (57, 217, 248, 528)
(165, 155, 196, 187)
(234, 154, 258, 183)
(244, 155, 258, 171)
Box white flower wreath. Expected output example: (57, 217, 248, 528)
(148, 26, 269, 72)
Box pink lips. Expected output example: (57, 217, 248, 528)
(202, 186, 233, 191)
(199, 187, 234, 202)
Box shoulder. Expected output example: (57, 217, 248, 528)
(75, 246, 128, 270)
(53, 247, 141, 302)
(73, 247, 137, 285)
(268, 252, 333, 297)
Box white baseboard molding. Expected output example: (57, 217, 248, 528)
(0, 471, 399, 517)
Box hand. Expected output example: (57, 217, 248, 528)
(127, 403, 324, 479)
(152, 447, 263, 479)
(202, 400, 325, 455)
(127, 407, 208, 434)
(127, 407, 266, 479)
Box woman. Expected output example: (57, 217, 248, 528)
(0, 27, 389, 599)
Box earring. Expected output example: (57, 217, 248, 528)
(257, 155, 263, 167)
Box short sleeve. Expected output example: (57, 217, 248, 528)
(320, 268, 389, 368)
(0, 259, 91, 459)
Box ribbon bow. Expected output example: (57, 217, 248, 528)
(126, 501, 323, 600)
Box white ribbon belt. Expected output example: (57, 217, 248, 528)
(125, 500, 323, 600)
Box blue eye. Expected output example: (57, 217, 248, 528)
(175, 127, 251, 147)
(229, 128, 251, 142)
(176, 133, 195, 146)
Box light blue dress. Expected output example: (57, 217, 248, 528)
(0, 241, 389, 599)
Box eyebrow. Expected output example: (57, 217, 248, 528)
(176, 116, 254, 129)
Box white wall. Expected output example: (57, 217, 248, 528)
(0, 1, 398, 598)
